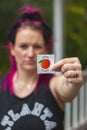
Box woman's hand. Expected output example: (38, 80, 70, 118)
(52, 57, 83, 86)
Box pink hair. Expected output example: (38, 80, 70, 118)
(3, 43, 17, 93)
(19, 5, 44, 22)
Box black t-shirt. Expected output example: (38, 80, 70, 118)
(0, 74, 64, 130)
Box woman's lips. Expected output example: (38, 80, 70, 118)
(25, 60, 35, 65)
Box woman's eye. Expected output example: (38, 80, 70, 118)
(20, 44, 28, 49)
(34, 45, 42, 49)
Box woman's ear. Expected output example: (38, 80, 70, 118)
(10, 43, 15, 56)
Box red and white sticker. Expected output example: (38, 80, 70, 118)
(37, 54, 54, 74)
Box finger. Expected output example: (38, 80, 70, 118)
(61, 57, 80, 64)
(64, 70, 82, 78)
(61, 63, 82, 73)
(51, 61, 63, 71)
(51, 57, 80, 71)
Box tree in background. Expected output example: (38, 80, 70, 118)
(65, 1, 87, 69)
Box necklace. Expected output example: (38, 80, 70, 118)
(14, 72, 39, 91)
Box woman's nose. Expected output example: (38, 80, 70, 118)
(27, 47, 35, 57)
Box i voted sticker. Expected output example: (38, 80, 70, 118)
(37, 54, 54, 74)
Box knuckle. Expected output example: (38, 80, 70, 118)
(62, 65, 67, 72)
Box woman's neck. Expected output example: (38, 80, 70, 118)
(13, 70, 39, 98)
(14, 69, 39, 85)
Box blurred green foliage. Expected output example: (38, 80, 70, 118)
(65, 1, 87, 69)
(0, 0, 87, 77)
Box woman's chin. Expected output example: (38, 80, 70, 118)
(24, 66, 37, 71)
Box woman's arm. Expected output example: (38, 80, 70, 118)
(51, 57, 83, 103)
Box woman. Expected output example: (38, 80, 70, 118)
(0, 5, 83, 130)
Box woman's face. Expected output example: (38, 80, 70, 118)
(10, 27, 47, 72)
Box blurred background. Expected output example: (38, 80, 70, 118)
(0, 0, 87, 76)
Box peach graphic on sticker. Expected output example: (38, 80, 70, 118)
(39, 59, 50, 69)
(37, 54, 54, 74)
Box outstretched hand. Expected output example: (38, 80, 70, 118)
(51, 57, 83, 86)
